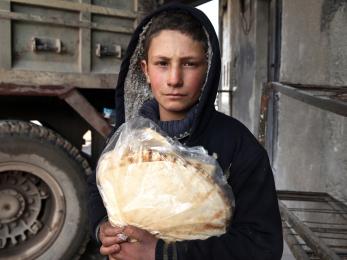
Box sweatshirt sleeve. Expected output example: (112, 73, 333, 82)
(87, 170, 107, 241)
(155, 148, 283, 260)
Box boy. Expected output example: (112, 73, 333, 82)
(88, 3, 283, 260)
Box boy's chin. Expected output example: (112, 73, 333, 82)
(163, 100, 195, 110)
(164, 105, 191, 114)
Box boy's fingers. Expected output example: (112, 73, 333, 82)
(99, 244, 120, 256)
(101, 235, 126, 246)
(101, 223, 124, 237)
(123, 225, 148, 241)
(111, 248, 126, 259)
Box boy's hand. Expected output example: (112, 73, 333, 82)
(99, 221, 126, 256)
(110, 225, 158, 260)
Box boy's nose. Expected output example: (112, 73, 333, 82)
(167, 66, 183, 87)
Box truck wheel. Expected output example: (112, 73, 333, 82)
(0, 120, 92, 260)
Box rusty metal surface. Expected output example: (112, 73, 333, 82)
(278, 191, 347, 259)
(281, 82, 347, 103)
(0, 69, 117, 89)
(258, 83, 271, 146)
(62, 89, 112, 138)
(2, 82, 115, 139)
(0, 83, 72, 96)
(258, 82, 347, 149)
(256, 82, 278, 161)
(259, 82, 347, 147)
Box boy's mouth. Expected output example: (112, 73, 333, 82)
(165, 93, 186, 97)
(165, 94, 186, 100)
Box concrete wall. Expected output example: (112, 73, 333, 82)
(221, 0, 347, 202)
(280, 0, 347, 86)
(273, 94, 347, 202)
(220, 0, 269, 134)
(273, 0, 347, 202)
(219, 0, 233, 116)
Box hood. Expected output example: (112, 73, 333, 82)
(114, 2, 221, 142)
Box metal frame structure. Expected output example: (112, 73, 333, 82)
(278, 191, 347, 259)
(258, 82, 347, 146)
(271, 82, 347, 117)
(260, 82, 347, 258)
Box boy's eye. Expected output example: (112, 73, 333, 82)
(155, 61, 168, 67)
(183, 61, 197, 67)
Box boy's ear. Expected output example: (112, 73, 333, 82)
(140, 59, 150, 84)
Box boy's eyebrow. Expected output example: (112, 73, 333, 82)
(152, 56, 169, 60)
(152, 55, 203, 60)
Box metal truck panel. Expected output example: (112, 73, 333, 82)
(0, 0, 136, 89)
(12, 4, 80, 73)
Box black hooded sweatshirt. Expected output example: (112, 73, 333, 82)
(87, 3, 283, 260)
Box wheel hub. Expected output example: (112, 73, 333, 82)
(0, 189, 25, 223)
(0, 172, 45, 248)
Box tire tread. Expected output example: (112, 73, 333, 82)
(0, 120, 91, 258)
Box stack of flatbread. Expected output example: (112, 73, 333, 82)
(97, 127, 232, 241)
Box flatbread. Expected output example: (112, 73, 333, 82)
(97, 128, 232, 241)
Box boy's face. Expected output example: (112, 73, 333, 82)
(141, 30, 207, 121)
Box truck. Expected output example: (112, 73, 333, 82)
(0, 0, 205, 258)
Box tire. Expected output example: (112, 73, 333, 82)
(0, 120, 92, 260)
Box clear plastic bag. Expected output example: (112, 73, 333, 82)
(96, 117, 234, 241)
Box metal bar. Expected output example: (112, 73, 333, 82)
(216, 90, 233, 93)
(0, 83, 113, 138)
(61, 89, 112, 138)
(275, 0, 282, 82)
(281, 82, 347, 90)
(310, 227, 347, 235)
(268, 0, 282, 82)
(279, 201, 341, 260)
(278, 190, 331, 202)
(79, 0, 91, 73)
(262, 0, 282, 165)
(0, 0, 11, 69)
(0, 69, 117, 89)
(317, 235, 347, 241)
(288, 208, 347, 214)
(0, 83, 72, 96)
(303, 221, 347, 226)
(282, 221, 310, 260)
(258, 82, 271, 146)
(328, 245, 347, 249)
(265, 83, 278, 164)
(0, 10, 134, 34)
(325, 194, 347, 221)
(271, 82, 347, 117)
(256, 81, 277, 162)
(9, 0, 137, 19)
